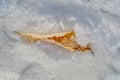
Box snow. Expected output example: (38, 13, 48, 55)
(0, 0, 120, 80)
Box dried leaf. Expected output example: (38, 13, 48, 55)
(15, 31, 94, 54)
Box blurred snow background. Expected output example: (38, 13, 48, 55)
(0, 0, 120, 80)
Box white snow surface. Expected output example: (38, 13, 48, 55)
(0, 0, 120, 80)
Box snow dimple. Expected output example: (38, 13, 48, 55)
(0, 0, 120, 80)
